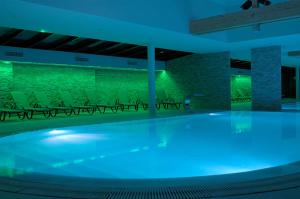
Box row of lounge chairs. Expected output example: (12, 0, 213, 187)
(0, 90, 182, 121)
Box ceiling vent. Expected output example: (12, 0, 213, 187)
(4, 51, 24, 57)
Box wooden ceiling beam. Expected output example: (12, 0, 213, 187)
(0, 29, 23, 45)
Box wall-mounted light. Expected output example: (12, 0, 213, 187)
(1, 61, 12, 65)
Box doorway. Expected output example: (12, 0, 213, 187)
(231, 75, 252, 110)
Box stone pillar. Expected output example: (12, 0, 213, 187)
(251, 46, 282, 111)
(296, 67, 300, 101)
(166, 52, 231, 110)
(147, 44, 156, 116)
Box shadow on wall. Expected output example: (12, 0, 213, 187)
(0, 61, 183, 108)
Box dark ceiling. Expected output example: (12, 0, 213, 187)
(0, 27, 192, 61)
(231, 59, 251, 70)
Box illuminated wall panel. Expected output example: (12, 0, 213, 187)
(0, 61, 181, 108)
(231, 75, 252, 103)
(0, 62, 13, 107)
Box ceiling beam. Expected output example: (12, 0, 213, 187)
(73, 39, 100, 52)
(93, 42, 119, 54)
(22, 32, 52, 48)
(127, 47, 147, 58)
(102, 44, 137, 56)
(78, 40, 105, 53)
(113, 45, 142, 56)
(48, 36, 78, 50)
(0, 29, 23, 45)
(190, 0, 300, 34)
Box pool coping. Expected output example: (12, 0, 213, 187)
(0, 160, 300, 198)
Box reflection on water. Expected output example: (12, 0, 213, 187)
(0, 111, 300, 179)
(0, 152, 16, 177)
(282, 102, 300, 111)
(231, 112, 252, 134)
(282, 112, 297, 139)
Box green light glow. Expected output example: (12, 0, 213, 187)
(2, 61, 11, 65)
(231, 112, 252, 134)
(40, 29, 47, 33)
(6, 60, 165, 72)
(0, 61, 181, 110)
(231, 75, 252, 103)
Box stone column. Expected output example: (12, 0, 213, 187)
(166, 52, 231, 110)
(147, 44, 156, 116)
(251, 46, 282, 111)
(296, 67, 300, 101)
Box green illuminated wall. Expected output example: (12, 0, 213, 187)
(231, 75, 252, 103)
(13, 62, 96, 105)
(0, 61, 182, 108)
(0, 62, 13, 107)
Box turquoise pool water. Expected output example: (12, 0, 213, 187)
(0, 111, 299, 179)
(282, 102, 300, 110)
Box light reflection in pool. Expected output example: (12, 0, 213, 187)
(0, 111, 299, 179)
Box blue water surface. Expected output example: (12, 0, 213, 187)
(0, 111, 299, 179)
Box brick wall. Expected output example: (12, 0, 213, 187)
(12, 63, 95, 106)
(251, 46, 282, 111)
(0, 62, 181, 108)
(0, 62, 13, 107)
(166, 52, 231, 110)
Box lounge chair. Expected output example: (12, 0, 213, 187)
(117, 92, 139, 111)
(10, 91, 53, 119)
(156, 90, 182, 110)
(84, 90, 119, 114)
(137, 91, 161, 110)
(59, 91, 95, 115)
(0, 108, 27, 121)
(33, 91, 76, 116)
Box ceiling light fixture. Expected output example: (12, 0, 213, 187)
(241, 0, 271, 10)
(241, 0, 253, 10)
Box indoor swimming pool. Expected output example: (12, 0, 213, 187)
(0, 111, 300, 180)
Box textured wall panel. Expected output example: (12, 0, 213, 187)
(0, 62, 181, 108)
(0, 62, 13, 107)
(12, 63, 95, 106)
(166, 52, 231, 110)
(252, 46, 281, 111)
